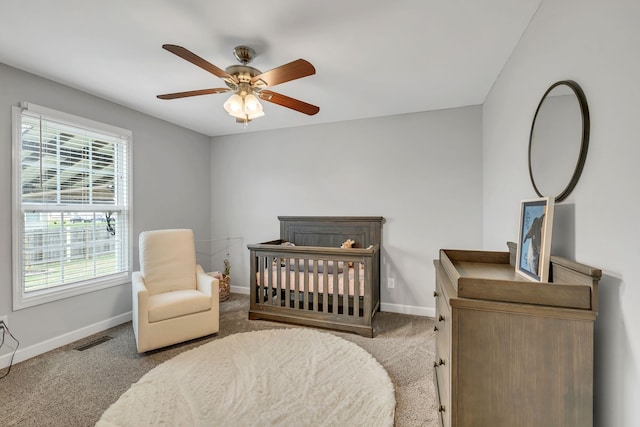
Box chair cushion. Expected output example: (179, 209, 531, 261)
(148, 289, 212, 323)
(139, 229, 197, 295)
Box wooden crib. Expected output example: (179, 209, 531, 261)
(247, 216, 383, 337)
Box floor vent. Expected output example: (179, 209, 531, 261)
(75, 336, 112, 351)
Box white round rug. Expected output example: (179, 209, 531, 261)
(97, 328, 395, 427)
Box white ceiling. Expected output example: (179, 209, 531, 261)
(0, 0, 542, 137)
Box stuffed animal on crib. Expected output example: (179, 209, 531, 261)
(341, 239, 356, 267)
(340, 239, 355, 249)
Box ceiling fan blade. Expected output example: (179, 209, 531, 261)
(259, 90, 320, 115)
(162, 44, 238, 83)
(251, 59, 316, 87)
(157, 88, 230, 100)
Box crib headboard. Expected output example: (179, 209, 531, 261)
(278, 216, 384, 249)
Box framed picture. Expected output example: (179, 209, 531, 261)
(516, 197, 554, 282)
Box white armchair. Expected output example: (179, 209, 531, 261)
(132, 229, 219, 353)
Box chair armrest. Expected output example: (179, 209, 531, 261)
(196, 265, 219, 304)
(131, 271, 150, 350)
(132, 271, 149, 300)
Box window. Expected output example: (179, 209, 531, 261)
(12, 103, 132, 309)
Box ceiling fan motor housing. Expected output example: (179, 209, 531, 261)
(233, 45, 256, 64)
(223, 65, 263, 92)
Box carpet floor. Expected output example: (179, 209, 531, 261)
(0, 294, 438, 427)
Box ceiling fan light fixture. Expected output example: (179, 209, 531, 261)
(244, 94, 263, 114)
(224, 92, 264, 121)
(243, 98, 265, 120)
(223, 93, 244, 115)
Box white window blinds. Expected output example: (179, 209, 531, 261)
(13, 104, 132, 309)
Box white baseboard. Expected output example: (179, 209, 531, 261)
(0, 312, 132, 370)
(230, 286, 250, 295)
(380, 302, 435, 317)
(230, 286, 434, 318)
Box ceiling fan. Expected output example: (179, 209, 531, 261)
(157, 44, 320, 123)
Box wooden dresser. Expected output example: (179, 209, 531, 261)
(433, 246, 601, 427)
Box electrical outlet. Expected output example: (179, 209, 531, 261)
(0, 315, 7, 330)
(387, 278, 395, 289)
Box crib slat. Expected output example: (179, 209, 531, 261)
(250, 252, 257, 306)
(294, 258, 300, 309)
(267, 257, 273, 305)
(303, 259, 310, 310)
(312, 260, 319, 312)
(354, 261, 360, 317)
(259, 256, 265, 305)
(285, 258, 291, 308)
(322, 260, 329, 313)
(343, 261, 350, 317)
(333, 261, 339, 314)
(276, 257, 282, 306)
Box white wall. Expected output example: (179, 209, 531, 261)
(483, 0, 640, 425)
(0, 63, 212, 364)
(210, 107, 483, 314)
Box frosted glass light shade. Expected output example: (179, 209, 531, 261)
(223, 92, 265, 121)
(223, 94, 244, 117)
(244, 94, 264, 119)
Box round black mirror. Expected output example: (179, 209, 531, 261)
(528, 80, 590, 202)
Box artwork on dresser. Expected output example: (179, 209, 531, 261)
(516, 197, 554, 282)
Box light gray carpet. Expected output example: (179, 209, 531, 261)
(0, 294, 438, 426)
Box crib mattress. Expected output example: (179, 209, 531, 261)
(257, 264, 365, 297)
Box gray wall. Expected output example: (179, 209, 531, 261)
(210, 106, 484, 314)
(482, 0, 640, 425)
(0, 63, 211, 361)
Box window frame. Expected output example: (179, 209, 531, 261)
(12, 103, 133, 310)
